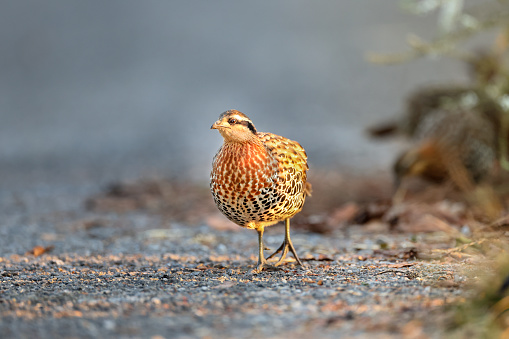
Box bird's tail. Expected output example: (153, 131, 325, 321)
(304, 182, 313, 197)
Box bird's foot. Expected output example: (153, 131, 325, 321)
(266, 242, 285, 261)
(266, 238, 303, 267)
(251, 260, 278, 274)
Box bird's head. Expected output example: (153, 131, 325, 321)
(211, 110, 258, 143)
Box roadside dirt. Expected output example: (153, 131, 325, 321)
(1, 174, 508, 338)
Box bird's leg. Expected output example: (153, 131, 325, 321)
(266, 219, 303, 266)
(254, 227, 269, 272)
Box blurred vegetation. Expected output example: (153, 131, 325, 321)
(369, 0, 509, 169)
(368, 1, 509, 336)
(366, 0, 509, 223)
(446, 254, 509, 338)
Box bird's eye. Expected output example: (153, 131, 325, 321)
(228, 118, 237, 125)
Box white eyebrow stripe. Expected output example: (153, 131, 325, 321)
(231, 115, 247, 121)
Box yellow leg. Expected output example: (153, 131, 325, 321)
(266, 219, 303, 266)
(255, 227, 268, 272)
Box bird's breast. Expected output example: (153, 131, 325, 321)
(212, 142, 276, 187)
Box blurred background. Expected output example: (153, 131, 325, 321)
(0, 1, 482, 190)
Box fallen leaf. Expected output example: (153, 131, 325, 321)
(327, 202, 360, 226)
(384, 202, 464, 234)
(26, 245, 54, 257)
(401, 214, 459, 234)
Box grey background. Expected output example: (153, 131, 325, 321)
(0, 1, 474, 189)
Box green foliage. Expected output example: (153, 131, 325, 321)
(447, 255, 509, 338)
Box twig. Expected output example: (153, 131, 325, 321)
(376, 269, 408, 275)
(367, 10, 509, 65)
(432, 239, 488, 256)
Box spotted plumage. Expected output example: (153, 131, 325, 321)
(210, 110, 310, 271)
(392, 109, 501, 219)
(394, 109, 496, 192)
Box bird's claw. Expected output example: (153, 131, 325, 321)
(266, 239, 303, 267)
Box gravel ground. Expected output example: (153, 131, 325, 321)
(0, 182, 474, 339)
(0, 3, 502, 337)
(0, 253, 464, 339)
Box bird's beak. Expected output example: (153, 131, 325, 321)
(211, 120, 227, 130)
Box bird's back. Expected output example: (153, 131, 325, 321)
(395, 109, 497, 190)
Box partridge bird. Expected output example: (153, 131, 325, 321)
(393, 109, 497, 200)
(210, 110, 311, 271)
(368, 86, 503, 139)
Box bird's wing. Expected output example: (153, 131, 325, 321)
(257, 132, 311, 196)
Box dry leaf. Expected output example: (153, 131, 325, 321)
(400, 214, 459, 234)
(327, 202, 360, 226)
(26, 245, 54, 257)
